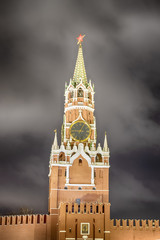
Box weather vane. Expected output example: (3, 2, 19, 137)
(77, 34, 85, 45)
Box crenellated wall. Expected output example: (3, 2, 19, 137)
(1, 209, 160, 240)
(0, 214, 50, 240)
(110, 219, 160, 240)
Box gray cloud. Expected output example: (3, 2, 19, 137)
(0, 0, 160, 217)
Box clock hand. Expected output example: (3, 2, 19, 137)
(79, 124, 84, 133)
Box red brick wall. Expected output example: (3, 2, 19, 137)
(0, 215, 50, 240)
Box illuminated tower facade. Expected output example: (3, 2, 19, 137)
(48, 35, 111, 240)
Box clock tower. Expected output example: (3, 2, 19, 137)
(62, 34, 96, 147)
(48, 35, 111, 240)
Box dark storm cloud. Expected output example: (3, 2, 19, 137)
(0, 0, 160, 218)
(0, 135, 49, 214)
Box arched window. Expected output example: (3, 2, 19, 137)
(78, 88, 83, 97)
(70, 91, 74, 98)
(59, 152, 65, 161)
(96, 153, 102, 162)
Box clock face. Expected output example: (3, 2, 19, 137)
(70, 120, 91, 142)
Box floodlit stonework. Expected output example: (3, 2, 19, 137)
(0, 35, 160, 240)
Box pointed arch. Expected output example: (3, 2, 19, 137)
(59, 152, 65, 161)
(96, 153, 102, 162)
(78, 87, 84, 97)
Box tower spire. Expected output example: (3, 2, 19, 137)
(73, 34, 87, 85)
(103, 131, 109, 152)
(52, 129, 59, 150)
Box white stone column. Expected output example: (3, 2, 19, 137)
(65, 90, 68, 103)
(66, 165, 70, 184)
(91, 166, 94, 184)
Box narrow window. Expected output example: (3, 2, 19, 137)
(96, 205, 99, 213)
(90, 205, 92, 213)
(78, 205, 80, 213)
(102, 205, 104, 213)
(79, 159, 82, 166)
(78, 88, 83, 97)
(96, 153, 102, 162)
(72, 204, 74, 213)
(59, 152, 65, 161)
(84, 204, 86, 213)
(66, 205, 68, 213)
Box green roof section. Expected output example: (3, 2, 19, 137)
(73, 42, 87, 85)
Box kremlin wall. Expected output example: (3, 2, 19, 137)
(0, 205, 160, 240)
(0, 36, 159, 240)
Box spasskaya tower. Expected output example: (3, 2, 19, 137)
(48, 35, 110, 240)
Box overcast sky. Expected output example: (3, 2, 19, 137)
(0, 0, 160, 219)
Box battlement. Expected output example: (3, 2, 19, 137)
(0, 214, 48, 226)
(59, 202, 106, 215)
(110, 219, 160, 230)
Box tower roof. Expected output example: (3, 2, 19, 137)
(103, 131, 109, 152)
(52, 129, 59, 150)
(73, 34, 87, 85)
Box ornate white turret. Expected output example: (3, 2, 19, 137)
(103, 131, 109, 152)
(60, 142, 65, 151)
(52, 129, 59, 150)
(73, 142, 77, 152)
(85, 143, 89, 152)
(66, 141, 71, 150)
(97, 143, 102, 152)
(90, 142, 95, 151)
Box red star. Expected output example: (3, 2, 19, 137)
(77, 34, 85, 45)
